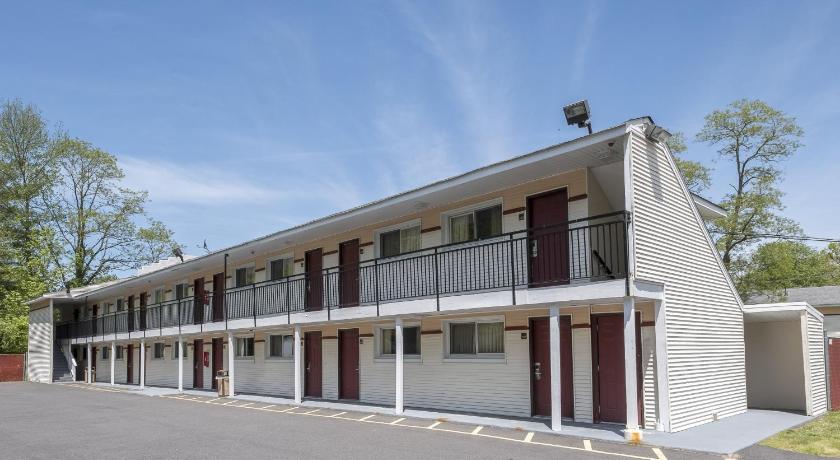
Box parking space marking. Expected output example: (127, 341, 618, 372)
(238, 402, 253, 408)
(157, 394, 662, 460)
(257, 404, 276, 411)
(206, 398, 222, 403)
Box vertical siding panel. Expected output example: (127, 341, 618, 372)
(322, 339, 338, 400)
(572, 328, 593, 423)
(641, 326, 657, 429)
(808, 312, 828, 415)
(630, 130, 746, 431)
(27, 307, 52, 383)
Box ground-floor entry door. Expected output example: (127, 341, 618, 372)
(339, 329, 359, 400)
(305, 331, 323, 398)
(211, 338, 223, 390)
(193, 339, 204, 389)
(530, 317, 573, 418)
(829, 337, 840, 410)
(592, 313, 642, 424)
(126, 344, 134, 384)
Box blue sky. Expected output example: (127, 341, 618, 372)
(2, 1, 838, 258)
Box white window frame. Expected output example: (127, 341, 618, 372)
(266, 253, 296, 281)
(115, 345, 124, 361)
(152, 342, 166, 360)
(171, 341, 188, 360)
(443, 316, 506, 362)
(115, 298, 124, 312)
(441, 198, 504, 244)
(232, 263, 256, 289)
(374, 219, 422, 258)
(153, 286, 165, 304)
(173, 280, 190, 300)
(265, 333, 295, 360)
(235, 336, 255, 360)
(374, 323, 422, 361)
(102, 347, 110, 360)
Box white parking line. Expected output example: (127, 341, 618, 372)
(206, 398, 222, 403)
(301, 409, 320, 415)
(359, 414, 375, 421)
(427, 421, 442, 429)
(390, 417, 405, 425)
(238, 402, 253, 408)
(471, 426, 483, 434)
(523, 432, 534, 443)
(652, 447, 667, 460)
(584, 440, 593, 451)
(258, 404, 276, 411)
(329, 411, 347, 418)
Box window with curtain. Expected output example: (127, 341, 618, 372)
(379, 224, 421, 257)
(115, 345, 124, 360)
(236, 337, 255, 357)
(102, 347, 109, 359)
(175, 283, 189, 300)
(379, 326, 421, 356)
(153, 343, 165, 359)
(268, 334, 294, 358)
(449, 204, 503, 243)
(171, 341, 188, 359)
(447, 320, 505, 357)
(154, 288, 164, 304)
(235, 267, 255, 287)
(270, 258, 294, 281)
(116, 298, 124, 312)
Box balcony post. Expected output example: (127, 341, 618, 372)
(252, 283, 257, 328)
(86, 343, 92, 384)
(509, 234, 516, 305)
(293, 324, 302, 404)
(549, 305, 562, 431)
(227, 331, 236, 397)
(139, 339, 145, 390)
(433, 249, 440, 311)
(177, 335, 183, 393)
(395, 317, 404, 414)
(110, 341, 115, 386)
(374, 259, 380, 317)
(623, 296, 641, 441)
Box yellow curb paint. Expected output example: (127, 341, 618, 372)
(584, 440, 593, 451)
(471, 426, 483, 434)
(523, 432, 534, 443)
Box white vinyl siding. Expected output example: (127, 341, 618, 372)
(235, 340, 294, 396)
(641, 325, 657, 429)
(806, 311, 828, 415)
(322, 338, 338, 400)
(27, 306, 52, 383)
(145, 342, 195, 388)
(572, 327, 593, 423)
(629, 129, 746, 431)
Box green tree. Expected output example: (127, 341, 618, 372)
(666, 132, 711, 194)
(737, 241, 840, 301)
(43, 138, 179, 288)
(696, 99, 804, 268)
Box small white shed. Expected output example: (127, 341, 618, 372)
(743, 302, 828, 416)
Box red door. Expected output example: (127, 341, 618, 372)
(212, 273, 225, 321)
(126, 344, 134, 384)
(92, 305, 99, 335)
(127, 295, 135, 331)
(339, 329, 360, 400)
(193, 339, 204, 389)
(304, 331, 323, 397)
(592, 314, 642, 424)
(527, 188, 570, 287)
(530, 317, 573, 418)
(92, 347, 97, 373)
(305, 249, 323, 311)
(339, 240, 360, 308)
(830, 338, 840, 410)
(139, 293, 147, 330)
(211, 338, 223, 390)
(194, 277, 205, 324)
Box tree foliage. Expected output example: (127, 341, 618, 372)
(737, 241, 840, 301)
(666, 132, 711, 194)
(696, 99, 804, 268)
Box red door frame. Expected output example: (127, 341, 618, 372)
(339, 240, 360, 308)
(591, 313, 643, 425)
(305, 249, 323, 312)
(529, 316, 573, 418)
(211, 338, 223, 390)
(193, 339, 204, 389)
(304, 331, 323, 398)
(526, 188, 570, 287)
(338, 328, 360, 400)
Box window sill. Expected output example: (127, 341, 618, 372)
(373, 356, 421, 364)
(443, 356, 506, 364)
(265, 356, 293, 361)
(235, 356, 255, 361)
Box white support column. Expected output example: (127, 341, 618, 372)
(623, 297, 641, 441)
(294, 325, 302, 404)
(139, 339, 145, 390)
(654, 298, 671, 432)
(177, 336, 183, 393)
(86, 343, 92, 384)
(227, 332, 236, 397)
(395, 318, 404, 414)
(549, 305, 562, 431)
(110, 342, 115, 386)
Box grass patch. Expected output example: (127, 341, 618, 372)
(761, 411, 840, 457)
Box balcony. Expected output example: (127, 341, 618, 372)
(56, 211, 629, 341)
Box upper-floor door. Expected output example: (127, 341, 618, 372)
(527, 188, 570, 287)
(305, 248, 323, 311)
(193, 277, 205, 324)
(339, 239, 360, 308)
(212, 273, 224, 321)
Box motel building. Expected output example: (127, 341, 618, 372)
(27, 117, 829, 441)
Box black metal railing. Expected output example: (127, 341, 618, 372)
(56, 211, 629, 340)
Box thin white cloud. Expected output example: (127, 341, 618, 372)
(570, 1, 601, 87)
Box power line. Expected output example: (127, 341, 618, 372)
(709, 231, 840, 244)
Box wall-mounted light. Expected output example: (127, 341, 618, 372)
(563, 100, 592, 134)
(645, 124, 672, 144)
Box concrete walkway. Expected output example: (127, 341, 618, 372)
(81, 382, 811, 455)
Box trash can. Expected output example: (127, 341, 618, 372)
(216, 370, 229, 397)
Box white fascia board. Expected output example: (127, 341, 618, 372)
(744, 302, 824, 321)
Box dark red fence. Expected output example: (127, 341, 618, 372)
(0, 354, 24, 382)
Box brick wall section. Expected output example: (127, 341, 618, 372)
(0, 354, 25, 382)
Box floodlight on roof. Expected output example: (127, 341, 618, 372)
(563, 100, 592, 134)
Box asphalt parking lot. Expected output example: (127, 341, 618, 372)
(0, 382, 807, 460)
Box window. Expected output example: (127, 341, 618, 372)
(171, 341, 188, 359)
(235, 267, 255, 287)
(446, 320, 505, 357)
(379, 326, 421, 356)
(102, 347, 110, 360)
(153, 288, 165, 304)
(379, 224, 421, 257)
(236, 337, 255, 358)
(115, 345, 124, 360)
(175, 283, 189, 300)
(116, 298, 124, 312)
(153, 343, 165, 359)
(268, 334, 294, 358)
(269, 258, 294, 281)
(448, 204, 502, 244)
